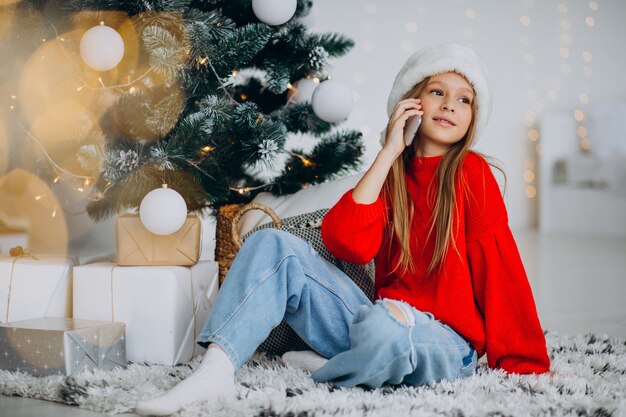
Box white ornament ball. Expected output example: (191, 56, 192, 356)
(290, 78, 319, 104)
(139, 186, 187, 235)
(80, 25, 125, 71)
(311, 80, 353, 123)
(252, 0, 297, 26)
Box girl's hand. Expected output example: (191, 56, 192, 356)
(382, 98, 423, 159)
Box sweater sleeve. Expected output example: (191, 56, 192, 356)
(464, 154, 551, 374)
(321, 189, 386, 265)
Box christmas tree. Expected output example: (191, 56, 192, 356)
(2, 0, 364, 220)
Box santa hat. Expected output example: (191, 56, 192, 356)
(380, 43, 492, 145)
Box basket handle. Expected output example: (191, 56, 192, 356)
(231, 203, 282, 249)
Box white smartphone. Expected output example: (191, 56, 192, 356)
(403, 114, 422, 146)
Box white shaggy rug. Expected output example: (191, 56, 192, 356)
(1, 331, 625, 417)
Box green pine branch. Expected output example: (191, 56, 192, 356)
(305, 32, 354, 57)
(10, 0, 365, 220)
(272, 103, 333, 135)
(271, 129, 364, 194)
(213, 23, 273, 74)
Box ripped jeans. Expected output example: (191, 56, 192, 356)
(197, 229, 477, 388)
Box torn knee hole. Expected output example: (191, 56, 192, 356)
(383, 300, 409, 325)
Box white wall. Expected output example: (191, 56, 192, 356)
(308, 0, 626, 228)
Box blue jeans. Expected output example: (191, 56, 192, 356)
(197, 229, 477, 388)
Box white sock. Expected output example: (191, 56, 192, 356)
(282, 350, 328, 373)
(135, 345, 237, 416)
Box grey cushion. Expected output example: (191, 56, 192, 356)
(241, 208, 375, 355)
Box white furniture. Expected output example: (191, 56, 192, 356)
(538, 99, 626, 237)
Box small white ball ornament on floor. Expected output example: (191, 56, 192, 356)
(80, 25, 125, 71)
(252, 0, 297, 26)
(289, 78, 319, 104)
(139, 185, 187, 235)
(311, 79, 353, 123)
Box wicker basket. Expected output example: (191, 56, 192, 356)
(215, 202, 282, 284)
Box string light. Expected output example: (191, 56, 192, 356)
(228, 183, 274, 194)
(520, 1, 539, 200)
(580, 137, 591, 151)
(201, 145, 214, 154)
(574, 1, 597, 153)
(574, 109, 584, 122)
(523, 170, 535, 183)
(18, 122, 95, 182)
(291, 153, 314, 167)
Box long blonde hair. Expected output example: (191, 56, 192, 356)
(383, 74, 506, 276)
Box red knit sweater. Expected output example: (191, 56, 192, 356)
(321, 151, 550, 374)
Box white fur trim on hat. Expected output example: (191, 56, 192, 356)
(380, 43, 492, 146)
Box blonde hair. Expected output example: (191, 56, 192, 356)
(383, 74, 506, 276)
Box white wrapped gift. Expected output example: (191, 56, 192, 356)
(0, 255, 76, 324)
(73, 261, 219, 365)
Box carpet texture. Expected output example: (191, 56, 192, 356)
(1, 331, 625, 417)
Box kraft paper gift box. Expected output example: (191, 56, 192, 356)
(0, 255, 76, 324)
(73, 261, 218, 365)
(0, 317, 126, 377)
(116, 214, 202, 266)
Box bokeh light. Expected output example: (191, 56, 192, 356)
(574, 109, 585, 122)
(0, 169, 69, 255)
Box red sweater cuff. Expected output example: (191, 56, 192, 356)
(497, 356, 551, 375)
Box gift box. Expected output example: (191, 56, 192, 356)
(0, 317, 126, 377)
(73, 261, 218, 365)
(0, 255, 76, 324)
(116, 214, 202, 266)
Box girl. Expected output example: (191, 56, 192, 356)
(136, 43, 551, 416)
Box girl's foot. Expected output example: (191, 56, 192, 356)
(134, 345, 237, 416)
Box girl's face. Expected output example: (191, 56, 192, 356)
(415, 71, 474, 156)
